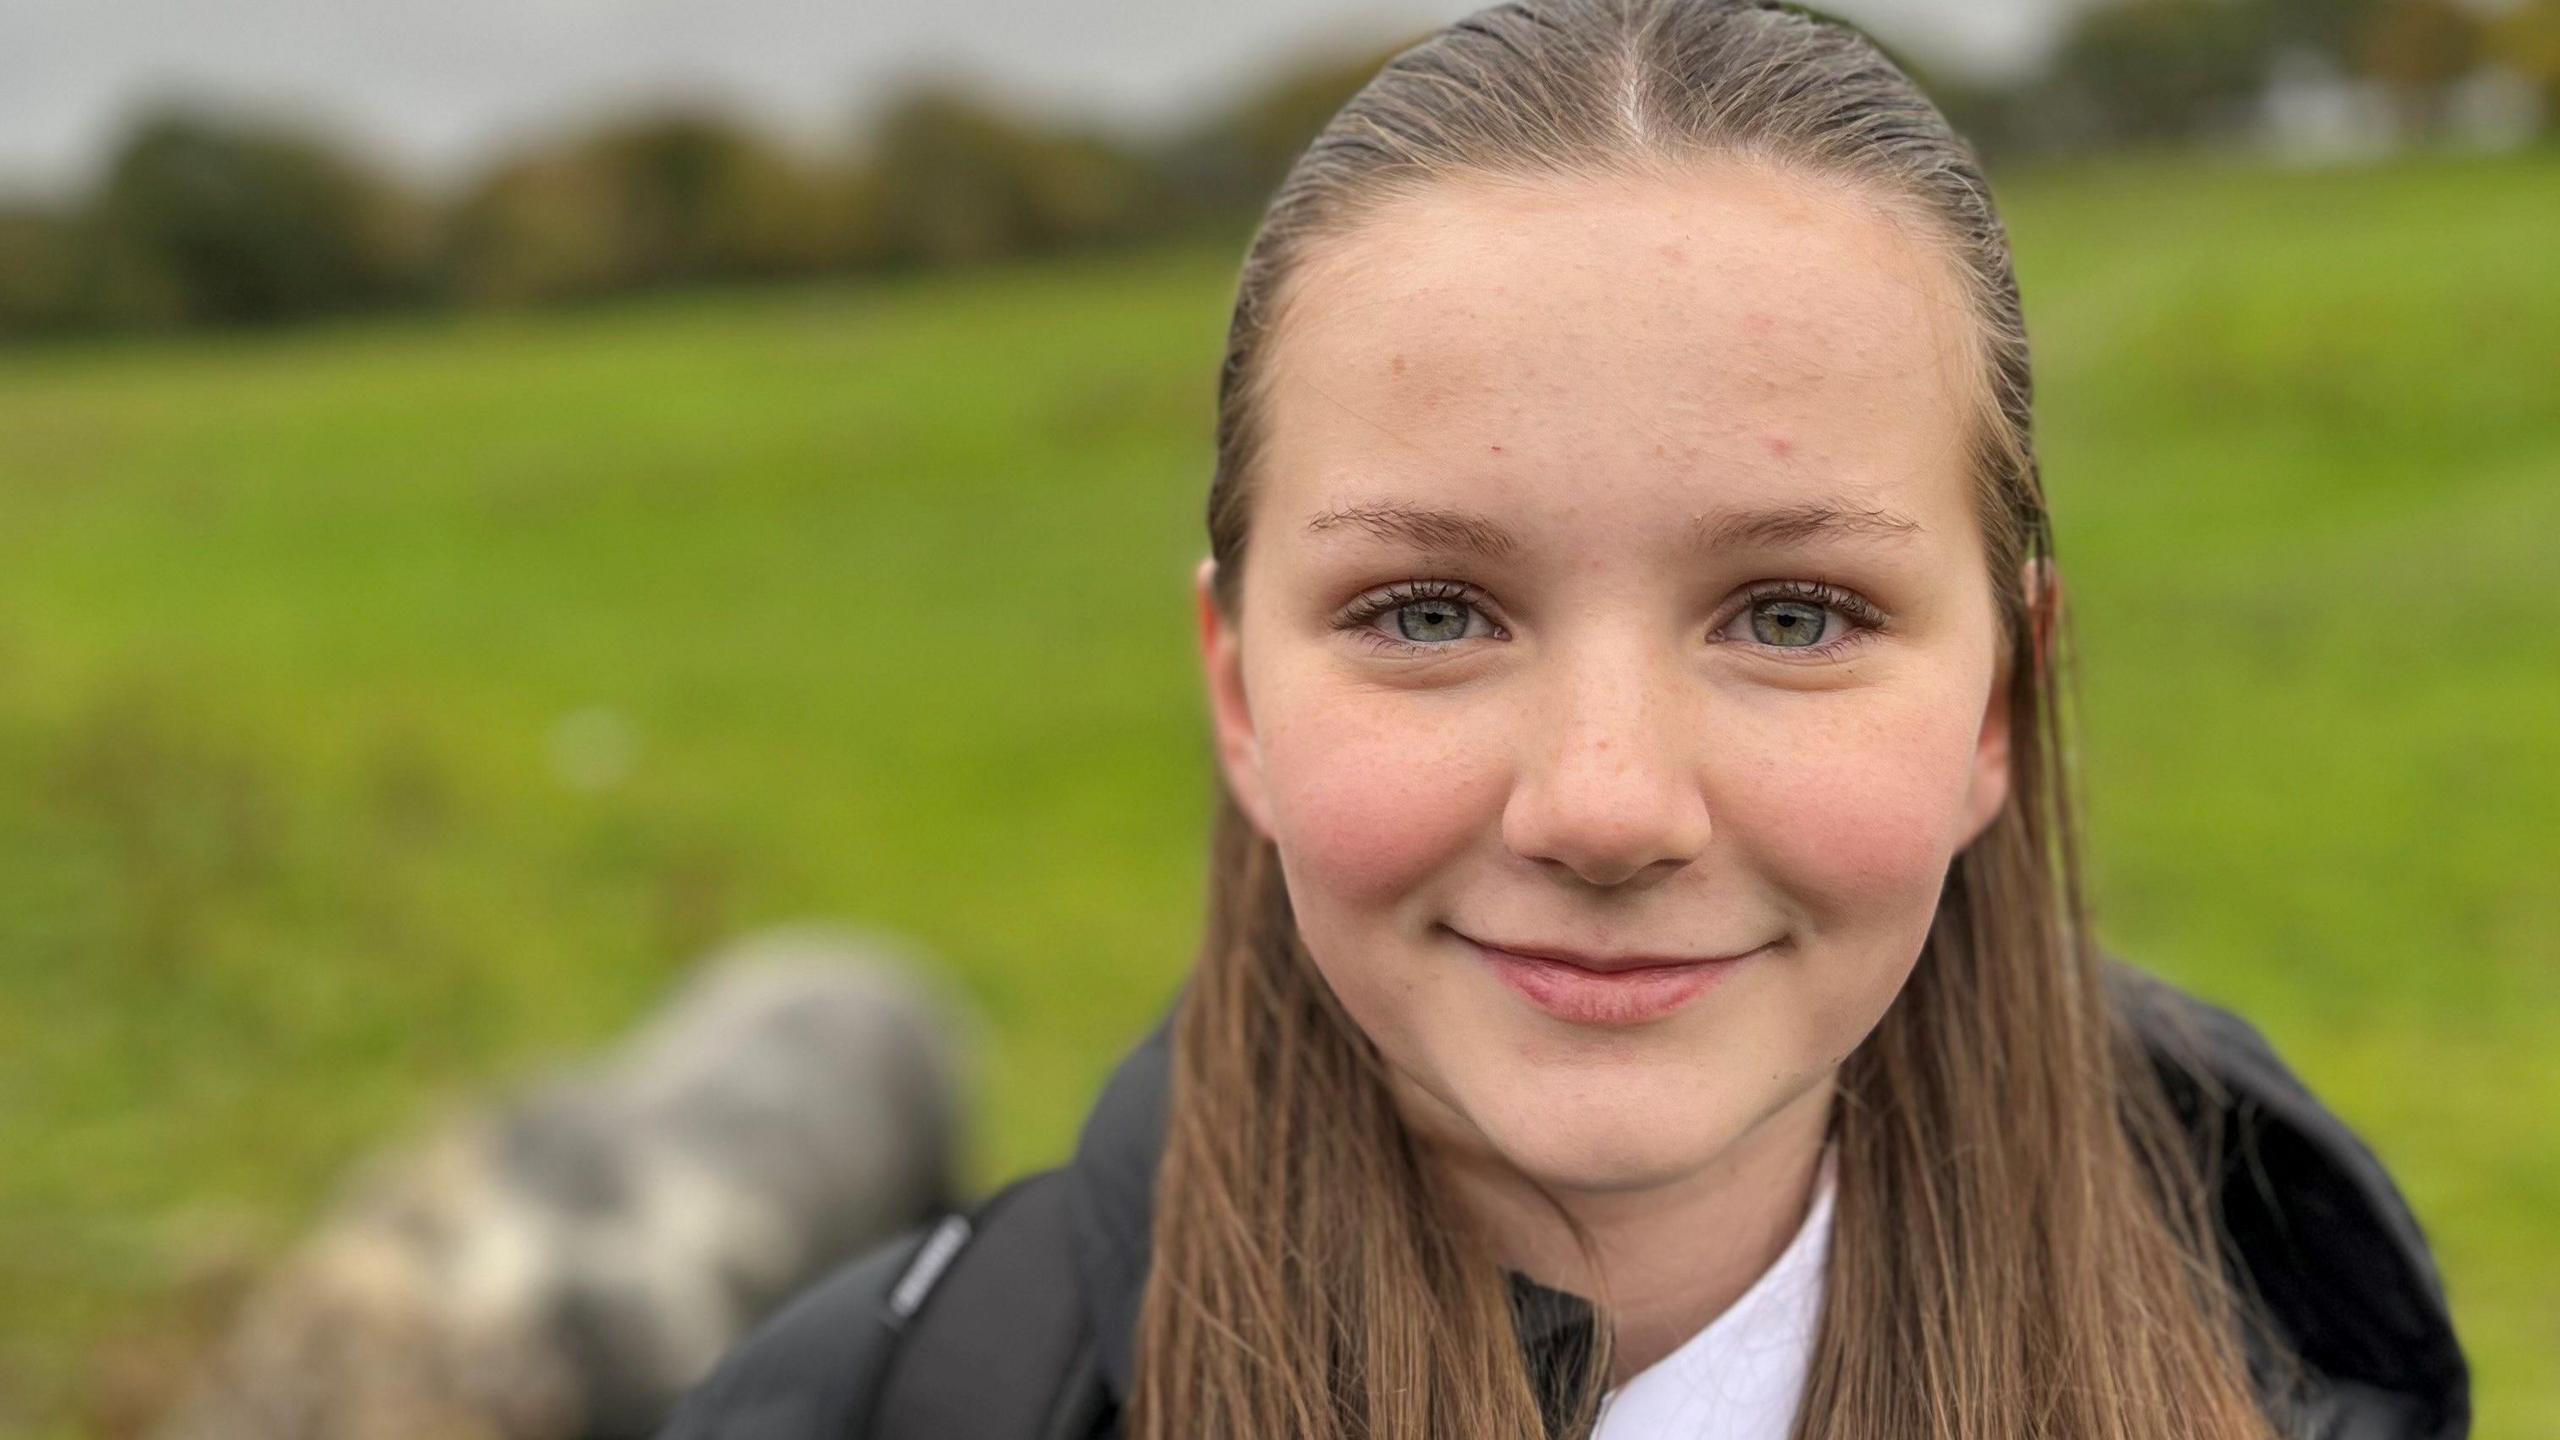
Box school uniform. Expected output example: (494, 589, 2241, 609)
(657, 960, 2468, 1440)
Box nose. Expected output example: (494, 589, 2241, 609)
(1499, 638, 1713, 888)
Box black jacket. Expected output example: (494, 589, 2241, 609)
(658, 964, 2469, 1439)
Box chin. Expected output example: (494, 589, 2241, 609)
(1470, 1081, 1766, 1196)
(1453, 1040, 1838, 1198)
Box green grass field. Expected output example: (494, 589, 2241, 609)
(2, 147, 2552, 1436)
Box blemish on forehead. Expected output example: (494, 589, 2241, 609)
(1765, 435, 1794, 459)
(1660, 243, 1686, 265)
(1391, 354, 1406, 375)
(1742, 312, 1774, 333)
(1489, 444, 1505, 455)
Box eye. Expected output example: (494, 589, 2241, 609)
(1332, 579, 1504, 654)
(1714, 580, 1887, 660)
(1330, 578, 1886, 660)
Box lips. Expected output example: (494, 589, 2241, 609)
(1463, 936, 1764, 973)
(1456, 930, 1764, 1026)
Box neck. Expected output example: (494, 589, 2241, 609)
(1405, 1069, 1836, 1386)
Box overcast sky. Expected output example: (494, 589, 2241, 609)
(0, 0, 2079, 198)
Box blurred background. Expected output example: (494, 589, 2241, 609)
(1, 0, 2552, 1435)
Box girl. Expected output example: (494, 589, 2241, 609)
(662, 1, 2466, 1436)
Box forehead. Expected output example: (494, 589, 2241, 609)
(1257, 162, 1985, 550)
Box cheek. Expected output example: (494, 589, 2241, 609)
(1726, 681, 1988, 925)
(1253, 684, 1497, 916)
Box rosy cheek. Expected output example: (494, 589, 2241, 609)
(1727, 696, 1983, 922)
(1257, 691, 1495, 914)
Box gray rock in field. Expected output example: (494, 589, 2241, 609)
(152, 924, 973, 1440)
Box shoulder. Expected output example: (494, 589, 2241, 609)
(655, 1168, 1100, 1440)
(652, 1216, 935, 1440)
(2103, 963, 2471, 1439)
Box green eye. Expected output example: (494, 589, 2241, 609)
(1396, 599, 1473, 642)
(1723, 581, 1887, 660)
(1333, 579, 1494, 652)
(1750, 599, 1831, 647)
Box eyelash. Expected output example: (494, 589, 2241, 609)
(1330, 578, 1887, 660)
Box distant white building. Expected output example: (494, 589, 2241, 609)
(2256, 43, 2544, 161)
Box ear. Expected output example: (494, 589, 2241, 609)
(1959, 557, 2056, 848)
(1197, 556, 1276, 839)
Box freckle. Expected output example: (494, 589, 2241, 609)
(1391, 354, 1406, 376)
(1489, 444, 1505, 455)
(1653, 443, 1666, 458)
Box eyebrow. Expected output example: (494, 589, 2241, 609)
(1301, 497, 1924, 556)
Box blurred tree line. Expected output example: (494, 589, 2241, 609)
(1, 0, 2551, 339)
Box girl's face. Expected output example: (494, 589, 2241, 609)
(1199, 163, 2018, 1197)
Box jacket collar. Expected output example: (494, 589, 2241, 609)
(1057, 963, 2469, 1437)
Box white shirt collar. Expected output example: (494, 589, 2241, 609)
(1589, 1149, 1837, 1440)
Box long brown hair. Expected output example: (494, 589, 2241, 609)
(1134, 2, 2279, 1436)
